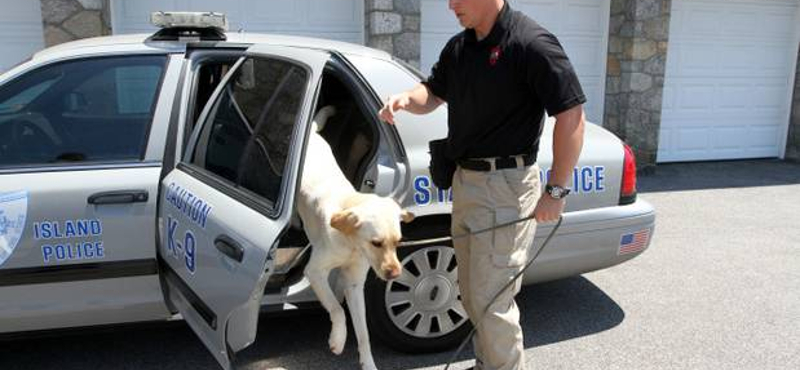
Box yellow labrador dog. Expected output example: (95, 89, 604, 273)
(298, 106, 414, 370)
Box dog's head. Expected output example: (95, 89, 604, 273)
(330, 195, 414, 281)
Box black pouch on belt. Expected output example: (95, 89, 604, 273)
(428, 138, 456, 190)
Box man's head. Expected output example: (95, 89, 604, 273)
(330, 195, 415, 280)
(449, 0, 504, 33)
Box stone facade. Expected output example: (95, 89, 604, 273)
(604, 0, 672, 172)
(40, 0, 111, 47)
(364, 0, 421, 69)
(787, 45, 800, 162)
(28, 0, 800, 167)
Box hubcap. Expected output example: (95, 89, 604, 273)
(385, 245, 468, 338)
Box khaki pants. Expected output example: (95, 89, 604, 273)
(451, 163, 540, 370)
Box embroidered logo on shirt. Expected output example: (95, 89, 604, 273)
(489, 46, 502, 66)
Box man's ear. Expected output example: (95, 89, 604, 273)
(401, 209, 415, 223)
(330, 209, 361, 234)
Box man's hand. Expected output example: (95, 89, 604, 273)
(377, 84, 444, 124)
(379, 93, 411, 125)
(532, 195, 565, 223)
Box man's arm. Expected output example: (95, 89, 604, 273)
(533, 104, 585, 222)
(379, 83, 444, 124)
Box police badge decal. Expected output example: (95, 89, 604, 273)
(0, 191, 28, 266)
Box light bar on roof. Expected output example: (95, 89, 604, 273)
(150, 11, 228, 31)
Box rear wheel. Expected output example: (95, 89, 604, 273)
(366, 243, 472, 353)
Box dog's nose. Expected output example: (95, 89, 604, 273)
(385, 267, 401, 280)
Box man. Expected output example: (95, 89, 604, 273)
(379, 0, 585, 369)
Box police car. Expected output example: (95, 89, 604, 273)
(0, 12, 655, 369)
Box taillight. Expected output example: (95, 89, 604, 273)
(620, 143, 637, 205)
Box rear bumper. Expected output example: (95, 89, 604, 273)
(522, 198, 656, 284)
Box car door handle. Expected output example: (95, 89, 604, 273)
(87, 190, 149, 205)
(215, 236, 244, 263)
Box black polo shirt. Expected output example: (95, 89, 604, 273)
(422, 1, 586, 160)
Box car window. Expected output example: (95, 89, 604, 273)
(70, 65, 163, 115)
(191, 56, 309, 208)
(0, 78, 59, 114)
(0, 55, 167, 167)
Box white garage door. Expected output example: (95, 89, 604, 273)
(0, 0, 44, 72)
(111, 0, 363, 44)
(658, 0, 800, 162)
(421, 0, 610, 123)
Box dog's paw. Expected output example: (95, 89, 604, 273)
(328, 335, 345, 355)
(360, 359, 378, 370)
(328, 321, 346, 355)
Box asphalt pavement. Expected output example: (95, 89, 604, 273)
(1, 159, 798, 370)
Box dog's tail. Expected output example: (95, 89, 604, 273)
(312, 105, 337, 133)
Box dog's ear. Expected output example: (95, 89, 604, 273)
(330, 209, 361, 234)
(400, 209, 415, 223)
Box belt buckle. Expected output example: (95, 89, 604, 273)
(468, 155, 527, 171)
(486, 158, 497, 171)
(493, 155, 524, 170)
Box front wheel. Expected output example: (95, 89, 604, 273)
(365, 243, 472, 353)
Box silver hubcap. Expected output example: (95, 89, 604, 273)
(385, 245, 468, 338)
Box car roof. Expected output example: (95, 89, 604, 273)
(32, 32, 393, 62)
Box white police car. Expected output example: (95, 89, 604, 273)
(0, 12, 655, 369)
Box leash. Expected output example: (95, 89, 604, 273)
(398, 214, 545, 247)
(399, 213, 563, 370)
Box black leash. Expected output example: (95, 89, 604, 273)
(399, 214, 545, 247)
(400, 214, 563, 370)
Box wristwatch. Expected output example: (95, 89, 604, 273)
(545, 184, 571, 199)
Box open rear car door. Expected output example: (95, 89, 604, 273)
(157, 44, 327, 369)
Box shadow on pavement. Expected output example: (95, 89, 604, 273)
(0, 320, 217, 370)
(519, 276, 625, 348)
(239, 276, 624, 370)
(638, 159, 800, 193)
(0, 278, 622, 370)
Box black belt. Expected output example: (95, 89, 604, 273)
(457, 154, 535, 172)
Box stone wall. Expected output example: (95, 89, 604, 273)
(40, 0, 111, 47)
(786, 45, 800, 162)
(364, 0, 421, 69)
(604, 0, 672, 172)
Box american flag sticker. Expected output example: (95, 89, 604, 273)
(618, 229, 650, 255)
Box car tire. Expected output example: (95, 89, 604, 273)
(365, 243, 472, 353)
